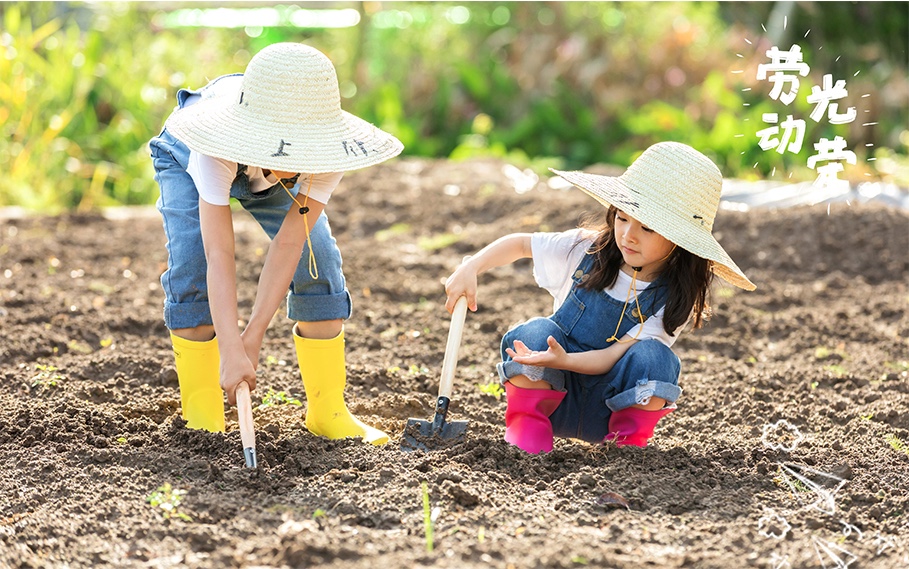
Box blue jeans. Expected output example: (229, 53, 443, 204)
(496, 252, 681, 443)
(149, 127, 351, 330)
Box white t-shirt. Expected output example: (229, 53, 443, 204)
(530, 228, 678, 347)
(181, 75, 341, 207)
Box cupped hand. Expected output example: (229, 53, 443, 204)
(505, 336, 568, 368)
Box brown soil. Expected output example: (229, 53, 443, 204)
(1, 158, 907, 569)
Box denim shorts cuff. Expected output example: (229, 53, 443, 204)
(497, 361, 566, 391)
(287, 290, 352, 322)
(164, 300, 214, 330)
(605, 380, 682, 412)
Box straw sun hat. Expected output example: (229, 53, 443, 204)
(165, 43, 403, 173)
(551, 142, 756, 291)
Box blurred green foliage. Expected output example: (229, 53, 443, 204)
(1, 1, 906, 210)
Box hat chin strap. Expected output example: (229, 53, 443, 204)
(279, 175, 319, 280)
(607, 244, 676, 344)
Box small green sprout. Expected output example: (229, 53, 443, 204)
(885, 433, 909, 455)
(477, 380, 505, 400)
(146, 483, 192, 522)
(824, 364, 847, 377)
(31, 364, 65, 388)
(258, 389, 302, 409)
(418, 232, 462, 252)
(312, 508, 327, 519)
(375, 223, 411, 242)
(422, 481, 434, 553)
(116, 436, 128, 445)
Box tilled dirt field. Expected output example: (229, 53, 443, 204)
(0, 158, 907, 568)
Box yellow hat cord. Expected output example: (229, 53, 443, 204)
(278, 174, 319, 280)
(606, 244, 677, 344)
(607, 267, 645, 343)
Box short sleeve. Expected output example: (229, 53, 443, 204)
(531, 228, 594, 307)
(187, 151, 236, 206)
(625, 308, 681, 347)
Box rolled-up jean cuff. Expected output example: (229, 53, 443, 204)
(605, 380, 682, 412)
(497, 361, 566, 391)
(164, 300, 214, 330)
(286, 290, 352, 322)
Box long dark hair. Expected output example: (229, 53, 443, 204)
(576, 206, 714, 334)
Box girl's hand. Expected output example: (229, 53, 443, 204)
(444, 255, 479, 313)
(220, 351, 257, 406)
(506, 336, 569, 368)
(240, 326, 265, 373)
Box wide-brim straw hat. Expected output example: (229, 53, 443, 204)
(165, 42, 403, 173)
(551, 142, 756, 290)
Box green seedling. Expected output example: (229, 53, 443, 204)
(312, 508, 327, 519)
(884, 360, 909, 373)
(418, 232, 462, 252)
(477, 380, 505, 400)
(258, 389, 302, 409)
(375, 223, 411, 242)
(824, 364, 847, 378)
(146, 483, 192, 522)
(885, 434, 909, 456)
(422, 481, 434, 553)
(31, 364, 65, 388)
(67, 339, 93, 354)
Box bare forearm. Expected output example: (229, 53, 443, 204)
(561, 339, 637, 375)
(464, 233, 533, 275)
(206, 250, 243, 347)
(246, 203, 326, 335)
(198, 201, 243, 349)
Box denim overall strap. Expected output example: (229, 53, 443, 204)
(552, 253, 669, 353)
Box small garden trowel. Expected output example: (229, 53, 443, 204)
(402, 296, 469, 451)
(235, 382, 257, 468)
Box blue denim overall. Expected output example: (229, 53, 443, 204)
(497, 253, 682, 443)
(148, 75, 351, 330)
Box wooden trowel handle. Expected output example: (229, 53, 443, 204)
(236, 382, 257, 468)
(438, 296, 468, 399)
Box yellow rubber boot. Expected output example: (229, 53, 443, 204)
(171, 334, 225, 432)
(293, 327, 389, 445)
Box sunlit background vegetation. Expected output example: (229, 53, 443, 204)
(1, 1, 907, 211)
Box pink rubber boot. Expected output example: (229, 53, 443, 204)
(504, 383, 566, 454)
(605, 406, 674, 447)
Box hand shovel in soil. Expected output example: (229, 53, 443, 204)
(235, 382, 257, 469)
(402, 296, 470, 451)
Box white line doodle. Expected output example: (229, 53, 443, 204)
(812, 537, 857, 569)
(778, 463, 847, 516)
(872, 533, 895, 556)
(758, 510, 792, 540)
(768, 552, 791, 569)
(838, 520, 863, 541)
(762, 420, 804, 452)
